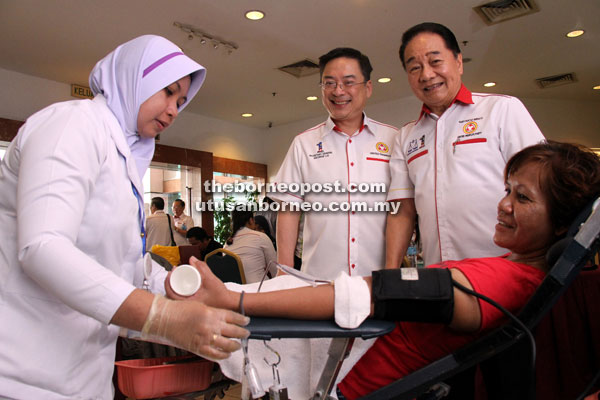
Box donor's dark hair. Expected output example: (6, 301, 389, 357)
(505, 141, 600, 234)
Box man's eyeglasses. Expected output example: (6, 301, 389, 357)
(319, 81, 367, 91)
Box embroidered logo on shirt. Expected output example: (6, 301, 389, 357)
(454, 118, 486, 151)
(376, 142, 389, 154)
(366, 141, 392, 161)
(309, 141, 333, 160)
(316, 141, 324, 153)
(407, 135, 426, 156)
(463, 121, 478, 134)
(458, 117, 483, 137)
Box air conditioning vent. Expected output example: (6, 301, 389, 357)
(474, 0, 539, 25)
(278, 59, 319, 78)
(535, 73, 577, 89)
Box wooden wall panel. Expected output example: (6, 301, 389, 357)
(0, 117, 23, 142)
(213, 156, 268, 181)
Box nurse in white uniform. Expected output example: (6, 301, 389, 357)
(0, 35, 249, 399)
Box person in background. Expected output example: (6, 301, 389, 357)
(180, 141, 600, 400)
(253, 215, 277, 250)
(224, 210, 277, 283)
(254, 195, 278, 237)
(385, 22, 545, 269)
(273, 47, 399, 280)
(0, 35, 248, 399)
(186, 226, 223, 260)
(146, 196, 175, 251)
(172, 198, 194, 245)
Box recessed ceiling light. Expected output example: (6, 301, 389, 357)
(483, 82, 496, 87)
(245, 10, 265, 20)
(306, 96, 318, 101)
(241, 113, 253, 118)
(593, 85, 600, 90)
(378, 77, 392, 83)
(566, 29, 585, 38)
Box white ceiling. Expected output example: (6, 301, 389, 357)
(1, 0, 599, 131)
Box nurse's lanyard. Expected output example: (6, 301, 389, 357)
(131, 184, 147, 256)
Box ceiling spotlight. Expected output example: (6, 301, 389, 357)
(241, 113, 253, 118)
(174, 22, 238, 53)
(306, 96, 318, 101)
(378, 77, 392, 83)
(566, 29, 585, 38)
(483, 82, 496, 87)
(245, 10, 265, 20)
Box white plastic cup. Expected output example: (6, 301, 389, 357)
(170, 264, 201, 296)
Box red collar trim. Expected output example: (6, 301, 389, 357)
(416, 84, 473, 123)
(333, 123, 366, 134)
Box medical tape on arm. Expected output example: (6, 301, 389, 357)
(334, 272, 371, 329)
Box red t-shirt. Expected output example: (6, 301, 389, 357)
(338, 256, 545, 399)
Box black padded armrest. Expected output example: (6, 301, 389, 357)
(248, 317, 395, 340)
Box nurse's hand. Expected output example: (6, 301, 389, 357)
(141, 294, 249, 360)
(166, 257, 237, 310)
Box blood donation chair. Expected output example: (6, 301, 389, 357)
(248, 197, 600, 400)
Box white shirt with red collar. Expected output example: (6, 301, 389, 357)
(387, 85, 545, 265)
(273, 115, 399, 280)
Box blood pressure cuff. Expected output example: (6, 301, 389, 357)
(372, 268, 454, 324)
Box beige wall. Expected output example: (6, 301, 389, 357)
(2, 67, 598, 181)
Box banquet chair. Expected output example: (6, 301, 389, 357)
(178, 244, 202, 265)
(204, 248, 246, 284)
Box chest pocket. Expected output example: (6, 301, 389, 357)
(406, 148, 429, 165)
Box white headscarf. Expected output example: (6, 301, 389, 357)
(89, 35, 206, 179)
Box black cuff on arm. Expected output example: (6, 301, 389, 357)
(372, 268, 454, 324)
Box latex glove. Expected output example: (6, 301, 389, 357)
(141, 294, 249, 360)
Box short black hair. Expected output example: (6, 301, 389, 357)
(174, 198, 185, 208)
(186, 227, 209, 241)
(399, 22, 461, 69)
(319, 47, 373, 82)
(151, 197, 164, 210)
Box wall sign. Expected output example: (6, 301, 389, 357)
(71, 84, 94, 99)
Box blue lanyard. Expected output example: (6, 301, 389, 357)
(131, 183, 146, 256)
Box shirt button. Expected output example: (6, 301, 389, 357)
(351, 211, 356, 215)
(140, 233, 145, 238)
(349, 139, 352, 144)
(351, 238, 356, 242)
(350, 162, 354, 166)
(351, 264, 356, 269)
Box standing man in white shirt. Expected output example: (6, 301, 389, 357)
(385, 22, 545, 268)
(145, 197, 174, 251)
(171, 198, 194, 246)
(273, 47, 399, 280)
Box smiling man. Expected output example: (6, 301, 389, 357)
(272, 48, 399, 280)
(385, 23, 545, 268)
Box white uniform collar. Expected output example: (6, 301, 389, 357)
(322, 113, 375, 140)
